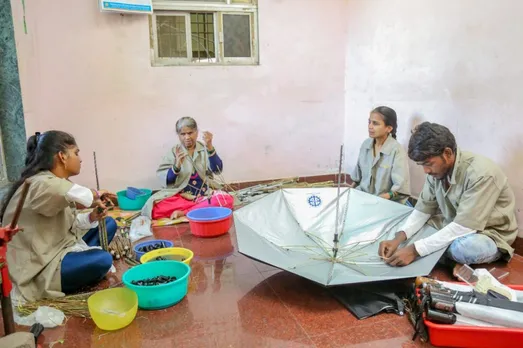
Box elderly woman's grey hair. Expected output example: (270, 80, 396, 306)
(176, 117, 198, 134)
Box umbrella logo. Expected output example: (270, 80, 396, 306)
(307, 195, 322, 207)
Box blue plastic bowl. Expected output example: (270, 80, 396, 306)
(122, 260, 191, 310)
(126, 187, 145, 200)
(186, 207, 232, 222)
(117, 189, 152, 211)
(134, 239, 174, 262)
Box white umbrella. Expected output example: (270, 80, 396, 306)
(234, 187, 446, 286)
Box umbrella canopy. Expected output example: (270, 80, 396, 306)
(234, 187, 445, 286)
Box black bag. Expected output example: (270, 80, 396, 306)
(329, 280, 411, 319)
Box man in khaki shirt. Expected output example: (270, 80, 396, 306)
(378, 122, 518, 271)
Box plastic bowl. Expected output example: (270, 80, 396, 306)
(126, 187, 146, 200)
(140, 247, 194, 265)
(117, 189, 152, 211)
(186, 207, 233, 238)
(88, 287, 138, 331)
(122, 260, 191, 310)
(133, 239, 174, 262)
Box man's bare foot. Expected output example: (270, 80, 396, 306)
(453, 263, 464, 278)
(170, 210, 185, 219)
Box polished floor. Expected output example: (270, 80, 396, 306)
(3, 222, 523, 348)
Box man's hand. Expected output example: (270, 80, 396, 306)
(385, 244, 419, 267)
(378, 239, 401, 258)
(378, 231, 407, 258)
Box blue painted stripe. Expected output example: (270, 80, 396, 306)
(103, 2, 152, 12)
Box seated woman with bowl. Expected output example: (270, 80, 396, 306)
(1, 131, 118, 301)
(142, 117, 234, 220)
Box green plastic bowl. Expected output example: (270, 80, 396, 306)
(117, 189, 152, 211)
(122, 260, 191, 310)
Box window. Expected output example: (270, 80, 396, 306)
(150, 0, 259, 66)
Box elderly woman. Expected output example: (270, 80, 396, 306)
(351, 106, 411, 203)
(1, 131, 117, 301)
(142, 117, 234, 220)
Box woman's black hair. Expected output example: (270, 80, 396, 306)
(372, 106, 398, 139)
(0, 130, 77, 222)
(408, 122, 457, 162)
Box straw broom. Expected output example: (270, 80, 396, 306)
(17, 293, 93, 318)
(16, 280, 124, 319)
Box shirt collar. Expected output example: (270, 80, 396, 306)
(366, 134, 396, 155)
(449, 148, 461, 185)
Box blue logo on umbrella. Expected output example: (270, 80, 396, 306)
(308, 195, 322, 207)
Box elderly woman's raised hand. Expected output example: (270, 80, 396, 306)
(175, 145, 187, 170)
(202, 131, 214, 151)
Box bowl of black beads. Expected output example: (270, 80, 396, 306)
(123, 260, 191, 310)
(133, 239, 174, 261)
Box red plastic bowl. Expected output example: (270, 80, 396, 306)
(187, 207, 233, 238)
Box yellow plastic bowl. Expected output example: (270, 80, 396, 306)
(88, 287, 138, 331)
(140, 247, 194, 265)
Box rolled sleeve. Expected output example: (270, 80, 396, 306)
(453, 176, 501, 231)
(65, 184, 94, 208)
(414, 176, 439, 216)
(76, 212, 98, 230)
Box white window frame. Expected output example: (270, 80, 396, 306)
(151, 0, 259, 66)
(220, 12, 256, 65)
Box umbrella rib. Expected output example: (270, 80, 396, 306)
(336, 212, 410, 258)
(335, 187, 351, 244)
(282, 245, 331, 258)
(335, 260, 370, 276)
(304, 232, 334, 252)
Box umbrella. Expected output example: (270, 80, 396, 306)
(233, 187, 446, 286)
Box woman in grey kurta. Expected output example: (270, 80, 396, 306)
(351, 106, 410, 203)
(1, 131, 117, 301)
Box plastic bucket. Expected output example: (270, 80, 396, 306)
(122, 260, 191, 310)
(186, 207, 233, 238)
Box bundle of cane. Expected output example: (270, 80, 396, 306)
(108, 235, 123, 259)
(97, 206, 109, 251)
(108, 230, 134, 260)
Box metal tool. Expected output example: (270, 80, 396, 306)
(93, 151, 108, 251)
(1, 181, 30, 336)
(332, 144, 344, 258)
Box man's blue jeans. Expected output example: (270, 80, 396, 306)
(446, 233, 501, 265)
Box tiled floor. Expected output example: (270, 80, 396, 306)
(3, 223, 523, 348)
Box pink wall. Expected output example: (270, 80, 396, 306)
(344, 0, 523, 235)
(10, 0, 347, 190)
